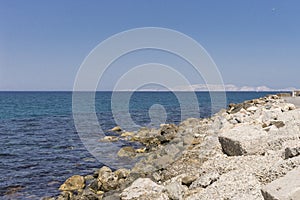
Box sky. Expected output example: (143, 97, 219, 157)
(0, 0, 299, 91)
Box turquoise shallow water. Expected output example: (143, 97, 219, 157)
(0, 91, 277, 199)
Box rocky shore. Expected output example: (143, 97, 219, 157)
(46, 94, 300, 200)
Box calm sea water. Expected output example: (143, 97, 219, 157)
(0, 91, 277, 199)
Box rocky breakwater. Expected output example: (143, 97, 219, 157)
(47, 95, 300, 200)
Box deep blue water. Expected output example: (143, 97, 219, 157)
(0, 91, 277, 199)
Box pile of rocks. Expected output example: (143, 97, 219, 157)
(47, 94, 300, 200)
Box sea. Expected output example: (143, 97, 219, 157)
(0, 91, 278, 199)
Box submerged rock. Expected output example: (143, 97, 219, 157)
(4, 185, 25, 197)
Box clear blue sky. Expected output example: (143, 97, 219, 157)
(0, 0, 299, 90)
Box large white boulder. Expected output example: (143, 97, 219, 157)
(261, 166, 300, 200)
(120, 178, 168, 200)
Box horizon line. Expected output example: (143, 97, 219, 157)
(0, 90, 293, 92)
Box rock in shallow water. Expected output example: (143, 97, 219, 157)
(59, 175, 85, 191)
(117, 146, 136, 158)
(110, 126, 122, 132)
(99, 136, 119, 142)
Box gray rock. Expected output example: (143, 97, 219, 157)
(190, 171, 219, 189)
(261, 108, 283, 124)
(219, 136, 247, 156)
(131, 161, 157, 176)
(161, 144, 180, 158)
(270, 120, 285, 128)
(179, 118, 200, 127)
(256, 156, 300, 185)
(120, 178, 168, 200)
(285, 147, 300, 159)
(181, 175, 197, 187)
(79, 189, 102, 200)
(103, 192, 121, 200)
(186, 170, 264, 200)
(87, 179, 100, 193)
(159, 124, 178, 142)
(154, 155, 175, 170)
(228, 103, 244, 114)
(261, 167, 300, 200)
(197, 135, 223, 161)
(182, 134, 194, 146)
(219, 120, 299, 156)
(219, 124, 268, 156)
(165, 181, 186, 200)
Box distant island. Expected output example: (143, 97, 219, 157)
(116, 84, 298, 92)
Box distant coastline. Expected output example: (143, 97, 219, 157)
(0, 84, 298, 92)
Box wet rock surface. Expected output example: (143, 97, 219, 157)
(51, 95, 300, 200)
(59, 175, 85, 192)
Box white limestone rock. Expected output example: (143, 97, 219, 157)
(120, 178, 168, 200)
